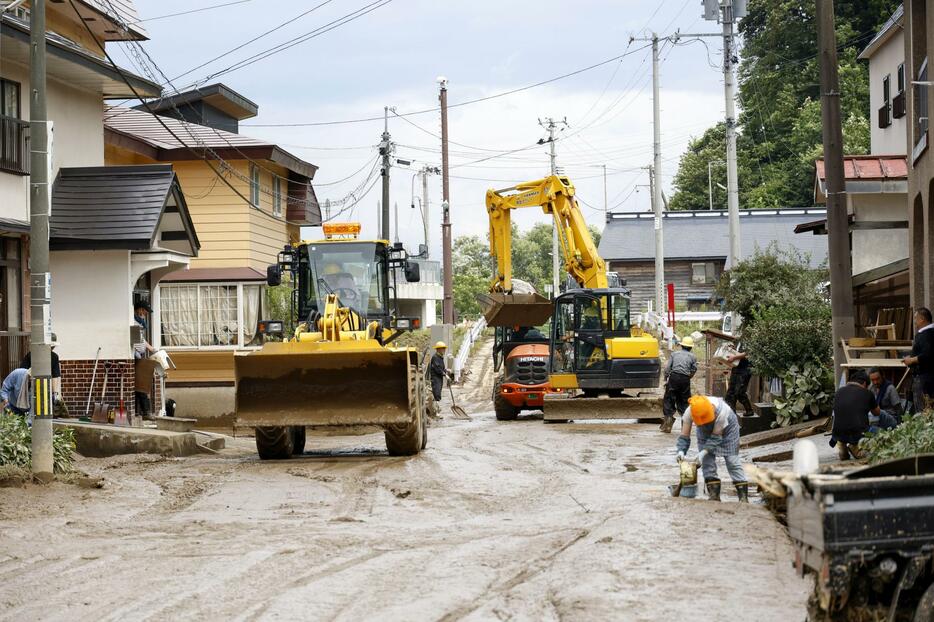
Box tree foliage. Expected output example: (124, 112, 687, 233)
(717, 248, 833, 426)
(669, 0, 897, 210)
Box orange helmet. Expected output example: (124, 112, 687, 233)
(689, 395, 715, 426)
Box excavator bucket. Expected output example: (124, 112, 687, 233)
(477, 292, 554, 327)
(235, 341, 416, 428)
(542, 393, 664, 422)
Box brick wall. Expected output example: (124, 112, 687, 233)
(60, 359, 137, 419)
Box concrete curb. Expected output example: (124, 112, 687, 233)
(54, 420, 205, 458)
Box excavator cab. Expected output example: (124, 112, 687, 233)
(549, 288, 660, 393)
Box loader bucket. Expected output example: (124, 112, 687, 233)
(542, 394, 663, 422)
(235, 341, 415, 428)
(477, 292, 554, 327)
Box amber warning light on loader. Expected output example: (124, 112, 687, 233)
(322, 222, 362, 239)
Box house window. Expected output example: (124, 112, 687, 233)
(249, 163, 260, 207)
(691, 262, 717, 285)
(1, 79, 19, 118)
(273, 175, 282, 217)
(898, 63, 905, 93)
(879, 74, 892, 128)
(160, 283, 265, 348)
(0, 237, 22, 331)
(894, 64, 907, 119)
(0, 79, 28, 176)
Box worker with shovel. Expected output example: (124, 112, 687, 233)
(429, 341, 454, 418)
(675, 395, 749, 502)
(661, 336, 697, 433)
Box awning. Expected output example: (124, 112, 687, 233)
(161, 267, 267, 283)
(0, 217, 30, 234)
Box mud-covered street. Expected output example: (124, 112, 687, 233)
(0, 340, 809, 621)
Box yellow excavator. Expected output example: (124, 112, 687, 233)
(483, 175, 662, 422)
(234, 222, 427, 459)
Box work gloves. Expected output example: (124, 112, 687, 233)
(695, 449, 709, 465)
(676, 451, 686, 462)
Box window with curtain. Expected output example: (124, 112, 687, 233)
(250, 163, 260, 207)
(160, 283, 264, 348)
(272, 176, 282, 217)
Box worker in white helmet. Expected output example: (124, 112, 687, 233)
(661, 336, 697, 433)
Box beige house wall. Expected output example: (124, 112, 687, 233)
(0, 61, 105, 223)
(104, 147, 297, 271)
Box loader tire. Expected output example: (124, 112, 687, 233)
(291, 426, 306, 455)
(255, 426, 294, 460)
(493, 378, 519, 421)
(419, 375, 428, 450)
(914, 582, 934, 622)
(385, 365, 424, 456)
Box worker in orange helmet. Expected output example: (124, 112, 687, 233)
(675, 395, 749, 502)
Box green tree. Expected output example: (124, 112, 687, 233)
(669, 0, 898, 210)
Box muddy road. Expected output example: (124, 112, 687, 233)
(0, 339, 808, 621)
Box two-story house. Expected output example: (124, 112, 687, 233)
(905, 0, 934, 311)
(0, 2, 207, 420)
(805, 6, 912, 338)
(103, 85, 322, 426)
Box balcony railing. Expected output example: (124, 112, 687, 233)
(0, 116, 30, 176)
(893, 91, 906, 119)
(878, 103, 891, 129)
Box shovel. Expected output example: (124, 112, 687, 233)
(91, 362, 112, 423)
(448, 382, 469, 419)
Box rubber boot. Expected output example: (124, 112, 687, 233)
(735, 482, 749, 503)
(660, 417, 674, 433)
(705, 479, 721, 502)
(836, 441, 850, 461)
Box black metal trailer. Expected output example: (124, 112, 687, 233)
(786, 455, 934, 621)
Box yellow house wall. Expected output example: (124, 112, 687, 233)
(105, 145, 295, 270)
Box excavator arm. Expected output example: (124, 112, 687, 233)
(486, 175, 607, 293)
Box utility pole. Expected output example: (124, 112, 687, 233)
(29, 0, 54, 480)
(602, 163, 608, 219)
(539, 117, 567, 295)
(816, 0, 855, 381)
(721, 4, 741, 269)
(631, 33, 666, 314)
(379, 106, 392, 241)
(439, 77, 453, 324)
(393, 202, 399, 244)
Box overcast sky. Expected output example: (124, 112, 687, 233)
(125, 0, 734, 256)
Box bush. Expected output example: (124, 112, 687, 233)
(771, 363, 834, 427)
(862, 411, 934, 464)
(716, 246, 828, 322)
(0, 414, 76, 474)
(742, 297, 833, 379)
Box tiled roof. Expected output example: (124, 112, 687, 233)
(858, 5, 903, 60)
(51, 165, 198, 252)
(104, 106, 318, 179)
(815, 155, 908, 181)
(598, 209, 828, 266)
(76, 0, 148, 40)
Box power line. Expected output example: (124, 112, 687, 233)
(242, 41, 655, 128)
(184, 0, 394, 89)
(129, 1, 253, 25)
(169, 0, 338, 83)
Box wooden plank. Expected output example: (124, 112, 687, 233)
(739, 417, 829, 449)
(752, 449, 794, 463)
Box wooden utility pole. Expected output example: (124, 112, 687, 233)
(380, 107, 391, 241)
(816, 0, 855, 381)
(439, 78, 453, 324)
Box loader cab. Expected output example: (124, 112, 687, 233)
(492, 325, 549, 372)
(296, 240, 391, 321)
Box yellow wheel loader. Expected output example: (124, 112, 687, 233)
(235, 222, 428, 459)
